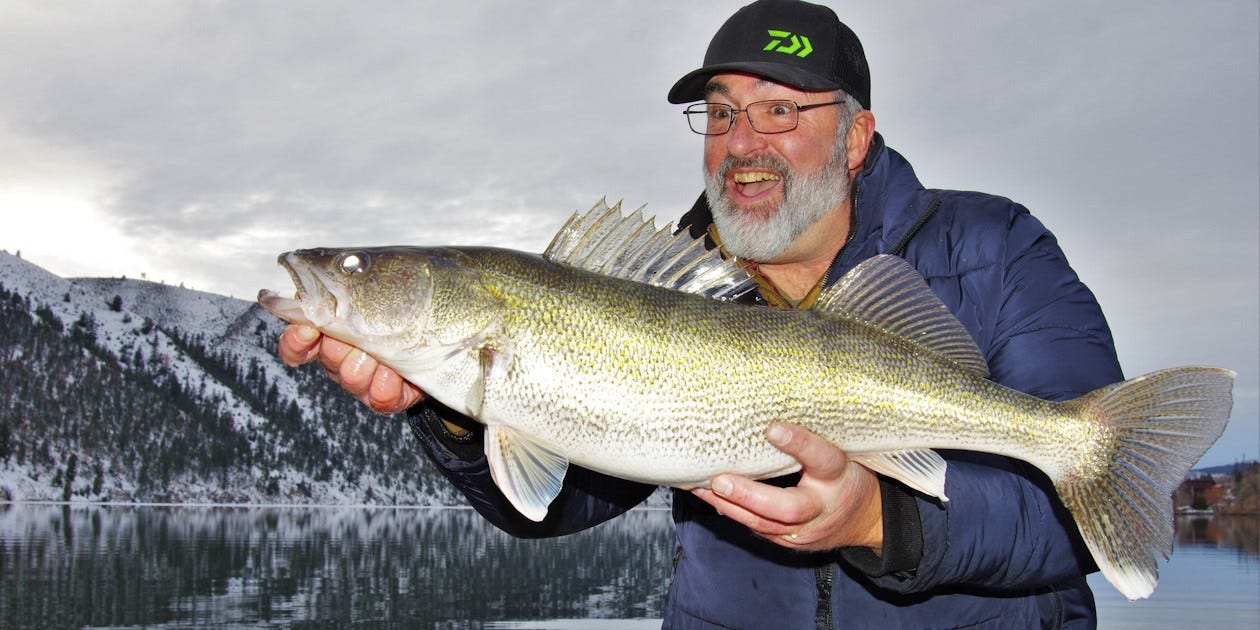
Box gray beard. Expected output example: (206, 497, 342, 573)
(704, 147, 850, 262)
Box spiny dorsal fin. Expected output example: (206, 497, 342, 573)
(814, 255, 989, 376)
(544, 199, 756, 301)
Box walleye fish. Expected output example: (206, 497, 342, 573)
(259, 200, 1233, 601)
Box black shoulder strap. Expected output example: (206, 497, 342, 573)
(889, 196, 941, 257)
(678, 192, 714, 241)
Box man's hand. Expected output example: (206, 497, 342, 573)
(278, 324, 423, 415)
(691, 423, 883, 552)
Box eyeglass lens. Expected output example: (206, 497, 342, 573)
(685, 100, 800, 135)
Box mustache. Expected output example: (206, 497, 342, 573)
(716, 155, 794, 182)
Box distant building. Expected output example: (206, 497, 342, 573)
(1175, 477, 1224, 511)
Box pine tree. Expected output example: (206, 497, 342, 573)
(0, 418, 11, 461)
(63, 453, 78, 502)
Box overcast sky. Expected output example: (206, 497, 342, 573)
(1, 1, 1256, 467)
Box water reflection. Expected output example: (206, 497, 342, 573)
(1176, 514, 1260, 557)
(3, 505, 1257, 629)
(1091, 514, 1259, 629)
(0, 504, 674, 628)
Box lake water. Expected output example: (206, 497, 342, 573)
(0, 504, 1255, 629)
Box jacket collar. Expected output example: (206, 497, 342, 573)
(831, 133, 930, 275)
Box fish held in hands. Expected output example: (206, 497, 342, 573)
(259, 200, 1234, 600)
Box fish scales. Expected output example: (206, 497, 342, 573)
(423, 247, 1080, 487)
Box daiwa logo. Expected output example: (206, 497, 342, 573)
(764, 30, 813, 57)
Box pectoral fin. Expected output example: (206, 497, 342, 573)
(852, 449, 949, 502)
(484, 425, 569, 522)
(464, 338, 512, 419)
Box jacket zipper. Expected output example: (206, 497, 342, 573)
(1052, 586, 1064, 628)
(809, 182, 861, 630)
(819, 183, 862, 291)
(815, 565, 835, 630)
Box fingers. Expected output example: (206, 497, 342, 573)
(767, 423, 847, 481)
(314, 335, 356, 381)
(688, 425, 839, 533)
(689, 423, 882, 551)
(331, 343, 418, 414)
(334, 343, 377, 396)
(276, 326, 423, 415)
(692, 478, 819, 544)
(712, 474, 819, 527)
(366, 365, 425, 414)
(278, 324, 322, 366)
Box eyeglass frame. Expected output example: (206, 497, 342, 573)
(683, 99, 848, 136)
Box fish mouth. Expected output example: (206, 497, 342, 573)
(256, 252, 350, 327)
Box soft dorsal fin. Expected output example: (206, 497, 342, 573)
(544, 199, 756, 301)
(814, 255, 989, 376)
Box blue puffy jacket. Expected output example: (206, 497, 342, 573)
(407, 134, 1123, 629)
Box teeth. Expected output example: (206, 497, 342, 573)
(733, 171, 781, 184)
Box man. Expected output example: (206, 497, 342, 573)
(279, 0, 1122, 626)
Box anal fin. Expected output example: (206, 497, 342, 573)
(852, 449, 949, 501)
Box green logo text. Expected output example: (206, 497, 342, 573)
(764, 30, 813, 57)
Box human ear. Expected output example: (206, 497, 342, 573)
(845, 110, 876, 172)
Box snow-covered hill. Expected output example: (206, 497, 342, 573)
(0, 250, 463, 505)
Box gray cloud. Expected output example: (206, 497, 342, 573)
(1, 0, 1255, 466)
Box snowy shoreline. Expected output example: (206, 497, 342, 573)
(1, 499, 672, 511)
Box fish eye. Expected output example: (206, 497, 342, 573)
(338, 252, 370, 275)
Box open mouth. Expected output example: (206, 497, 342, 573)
(257, 253, 346, 327)
(730, 169, 783, 200)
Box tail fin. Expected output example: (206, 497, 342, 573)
(1055, 366, 1234, 600)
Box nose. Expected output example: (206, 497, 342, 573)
(724, 110, 768, 157)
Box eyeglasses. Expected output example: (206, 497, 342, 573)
(683, 99, 847, 135)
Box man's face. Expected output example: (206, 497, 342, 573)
(702, 73, 850, 262)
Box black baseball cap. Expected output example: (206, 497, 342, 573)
(667, 0, 871, 110)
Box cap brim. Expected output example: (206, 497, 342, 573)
(667, 61, 842, 104)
